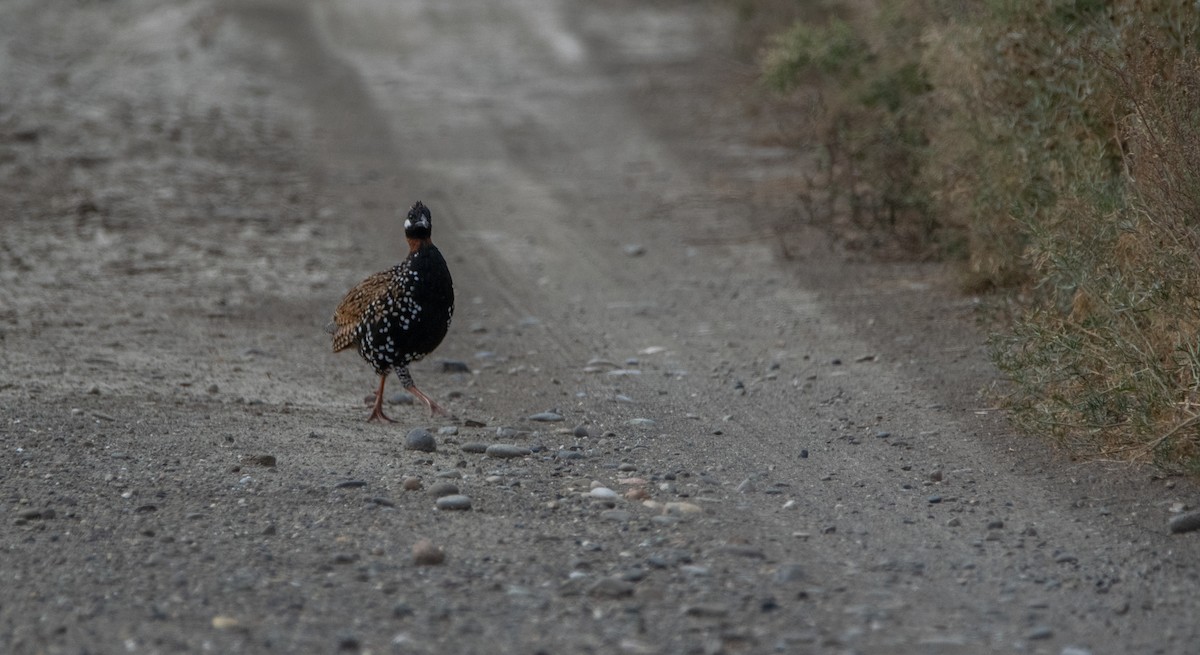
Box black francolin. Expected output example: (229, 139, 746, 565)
(329, 201, 455, 422)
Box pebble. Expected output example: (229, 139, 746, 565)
(412, 539, 446, 565)
(628, 418, 655, 427)
(435, 495, 472, 511)
(402, 477, 423, 491)
(441, 360, 470, 373)
(438, 426, 458, 436)
(683, 604, 729, 618)
(600, 509, 632, 522)
(460, 442, 489, 454)
(527, 411, 564, 422)
(624, 488, 650, 501)
(927, 495, 943, 504)
(589, 487, 619, 500)
(618, 463, 638, 472)
(486, 444, 531, 459)
(573, 424, 590, 438)
(387, 391, 415, 405)
(404, 429, 437, 452)
(736, 478, 756, 493)
(242, 454, 276, 468)
(1054, 552, 1078, 565)
(1026, 626, 1054, 640)
(1168, 509, 1200, 534)
(335, 480, 367, 489)
(427, 482, 460, 498)
(495, 427, 527, 440)
(622, 243, 646, 257)
(588, 577, 635, 598)
(663, 501, 702, 515)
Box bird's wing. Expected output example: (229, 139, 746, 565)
(330, 269, 392, 352)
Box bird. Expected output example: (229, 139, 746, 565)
(328, 201, 455, 422)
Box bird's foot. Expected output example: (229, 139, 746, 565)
(366, 407, 398, 423)
(405, 385, 451, 419)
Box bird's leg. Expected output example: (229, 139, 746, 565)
(367, 374, 397, 423)
(397, 366, 450, 418)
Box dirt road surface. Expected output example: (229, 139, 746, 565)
(2, 1, 1198, 653)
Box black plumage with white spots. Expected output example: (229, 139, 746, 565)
(330, 201, 455, 421)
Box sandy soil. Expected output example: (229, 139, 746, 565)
(2, 1, 1198, 653)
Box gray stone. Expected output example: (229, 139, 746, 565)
(527, 411, 564, 422)
(404, 429, 436, 452)
(435, 495, 472, 511)
(486, 444, 531, 459)
(587, 577, 635, 598)
(1169, 509, 1200, 534)
(427, 481, 460, 498)
(460, 442, 489, 454)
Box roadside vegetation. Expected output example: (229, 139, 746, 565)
(743, 0, 1200, 471)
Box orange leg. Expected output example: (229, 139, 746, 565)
(366, 374, 397, 423)
(405, 384, 451, 418)
(396, 365, 450, 418)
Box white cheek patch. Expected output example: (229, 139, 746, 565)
(404, 218, 413, 231)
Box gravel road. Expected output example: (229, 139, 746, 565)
(2, 1, 1198, 654)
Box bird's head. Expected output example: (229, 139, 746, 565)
(404, 201, 433, 239)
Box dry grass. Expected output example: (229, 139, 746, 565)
(751, 0, 1200, 471)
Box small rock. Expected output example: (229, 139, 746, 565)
(1168, 509, 1200, 534)
(622, 243, 646, 257)
(624, 487, 650, 501)
(243, 454, 276, 468)
(1026, 626, 1053, 640)
(211, 615, 241, 630)
(736, 478, 756, 493)
(435, 494, 472, 511)
(929, 469, 943, 482)
(927, 495, 943, 504)
(441, 360, 470, 373)
(438, 426, 458, 436)
(987, 520, 1004, 530)
(527, 411, 564, 422)
(617, 462, 638, 472)
(427, 481, 460, 498)
(573, 424, 590, 438)
(1054, 552, 1078, 565)
(335, 480, 367, 489)
(486, 444, 531, 459)
(683, 604, 729, 618)
(460, 442, 489, 454)
(588, 577, 635, 598)
(773, 563, 806, 583)
(495, 427, 526, 440)
(663, 501, 703, 516)
(387, 391, 415, 405)
(589, 487, 618, 500)
(404, 429, 437, 452)
(628, 418, 655, 427)
(600, 509, 632, 522)
(402, 477, 423, 491)
(412, 539, 446, 565)
(206, 384, 220, 394)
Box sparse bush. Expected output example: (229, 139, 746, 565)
(756, 2, 946, 257)
(754, 0, 1200, 470)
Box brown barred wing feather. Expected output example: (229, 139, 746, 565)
(330, 270, 392, 353)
